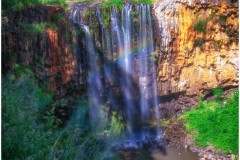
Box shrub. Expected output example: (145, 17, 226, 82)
(180, 89, 239, 154)
(3, 0, 67, 12)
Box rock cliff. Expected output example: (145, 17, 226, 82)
(2, 5, 85, 97)
(2, 1, 238, 98)
(153, 0, 238, 96)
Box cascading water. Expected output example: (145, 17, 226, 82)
(82, 25, 105, 126)
(71, 3, 162, 151)
(121, 4, 133, 73)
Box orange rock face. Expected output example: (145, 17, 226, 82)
(46, 28, 76, 92)
(153, 1, 238, 96)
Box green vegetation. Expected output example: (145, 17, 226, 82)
(103, 0, 123, 8)
(150, 51, 158, 62)
(98, 105, 125, 139)
(3, 0, 67, 12)
(18, 22, 58, 35)
(213, 87, 224, 100)
(2, 65, 124, 159)
(133, 0, 154, 4)
(2, 65, 54, 159)
(194, 18, 209, 32)
(180, 89, 239, 154)
(193, 38, 204, 47)
(231, 0, 238, 3)
(194, 13, 215, 33)
(218, 15, 228, 25)
(18, 22, 47, 35)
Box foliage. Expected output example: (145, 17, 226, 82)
(18, 22, 47, 35)
(103, 0, 123, 8)
(160, 119, 170, 126)
(99, 106, 125, 139)
(2, 66, 123, 159)
(180, 89, 239, 154)
(133, 0, 154, 4)
(2, 67, 55, 159)
(218, 15, 228, 25)
(3, 0, 67, 12)
(150, 51, 158, 62)
(231, 0, 238, 3)
(193, 38, 204, 47)
(213, 87, 224, 100)
(18, 22, 58, 35)
(194, 18, 208, 32)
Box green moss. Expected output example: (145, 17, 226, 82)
(101, 7, 111, 28)
(18, 22, 47, 35)
(150, 52, 158, 62)
(194, 13, 215, 33)
(194, 19, 208, 32)
(18, 22, 59, 35)
(193, 38, 204, 47)
(180, 89, 239, 154)
(213, 87, 224, 100)
(51, 13, 65, 24)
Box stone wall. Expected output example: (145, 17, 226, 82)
(153, 0, 238, 96)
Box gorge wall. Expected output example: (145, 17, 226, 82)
(2, 0, 238, 100)
(2, 5, 86, 97)
(153, 0, 238, 97)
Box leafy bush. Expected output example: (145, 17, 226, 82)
(3, 0, 66, 12)
(180, 89, 239, 154)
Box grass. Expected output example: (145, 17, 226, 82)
(2, 65, 54, 159)
(180, 89, 238, 154)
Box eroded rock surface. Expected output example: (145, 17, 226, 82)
(153, 0, 238, 96)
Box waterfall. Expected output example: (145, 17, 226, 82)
(71, 3, 161, 149)
(82, 25, 105, 126)
(122, 4, 133, 73)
